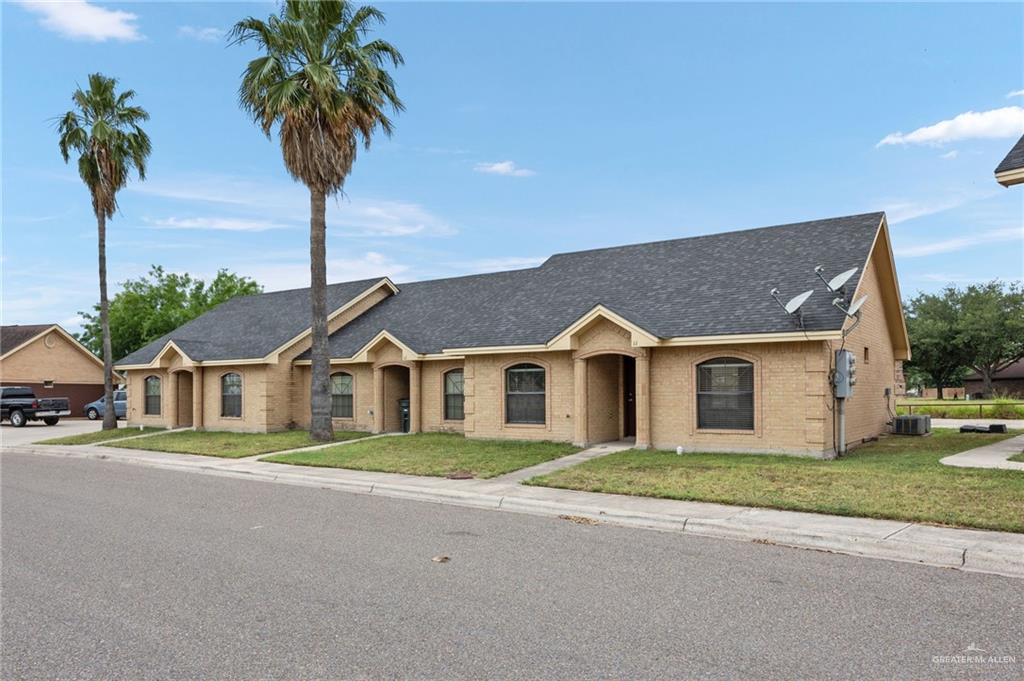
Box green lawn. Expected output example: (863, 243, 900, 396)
(264, 432, 580, 479)
(528, 429, 1024, 533)
(1009, 452, 1024, 463)
(35, 426, 165, 446)
(107, 429, 370, 458)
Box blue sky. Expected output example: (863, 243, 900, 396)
(3, 1, 1022, 333)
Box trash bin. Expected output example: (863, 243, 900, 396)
(398, 398, 410, 433)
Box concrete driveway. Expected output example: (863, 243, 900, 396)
(0, 419, 120, 447)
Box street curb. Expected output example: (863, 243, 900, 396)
(5, 445, 1022, 579)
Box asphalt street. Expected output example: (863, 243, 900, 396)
(2, 452, 1021, 680)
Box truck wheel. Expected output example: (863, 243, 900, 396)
(43, 417, 59, 426)
(86, 408, 99, 420)
(9, 410, 26, 428)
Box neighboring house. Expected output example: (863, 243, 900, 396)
(0, 324, 118, 415)
(964, 360, 1024, 398)
(919, 387, 965, 400)
(994, 134, 1024, 187)
(115, 212, 910, 457)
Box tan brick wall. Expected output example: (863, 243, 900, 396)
(1, 330, 106, 384)
(830, 250, 900, 450)
(293, 363, 377, 432)
(648, 343, 831, 455)
(464, 351, 575, 442)
(421, 360, 465, 433)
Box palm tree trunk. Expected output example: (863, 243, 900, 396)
(97, 212, 117, 431)
(309, 187, 333, 441)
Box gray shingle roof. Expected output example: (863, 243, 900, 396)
(995, 134, 1024, 174)
(116, 278, 385, 365)
(1, 324, 54, 355)
(303, 212, 885, 359)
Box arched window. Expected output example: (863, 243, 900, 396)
(144, 375, 161, 415)
(330, 372, 353, 418)
(444, 369, 464, 421)
(505, 363, 545, 424)
(221, 373, 242, 418)
(696, 357, 754, 430)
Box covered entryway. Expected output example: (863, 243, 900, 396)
(580, 353, 636, 445)
(379, 365, 410, 432)
(175, 371, 193, 427)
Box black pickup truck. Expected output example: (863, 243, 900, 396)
(1, 386, 71, 427)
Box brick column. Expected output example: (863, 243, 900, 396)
(373, 366, 384, 433)
(192, 367, 204, 430)
(573, 356, 588, 447)
(635, 350, 651, 449)
(409, 362, 421, 433)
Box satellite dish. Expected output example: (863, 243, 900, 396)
(826, 268, 858, 293)
(785, 289, 814, 314)
(846, 295, 868, 317)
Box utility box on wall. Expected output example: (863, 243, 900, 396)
(834, 349, 857, 399)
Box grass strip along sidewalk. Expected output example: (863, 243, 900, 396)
(265, 432, 579, 479)
(36, 426, 164, 446)
(106, 429, 370, 458)
(528, 429, 1024, 533)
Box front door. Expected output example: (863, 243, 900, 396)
(176, 373, 193, 427)
(622, 356, 636, 438)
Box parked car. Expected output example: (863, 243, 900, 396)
(1, 386, 71, 427)
(84, 390, 127, 420)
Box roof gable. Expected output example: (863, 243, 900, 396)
(995, 134, 1024, 185)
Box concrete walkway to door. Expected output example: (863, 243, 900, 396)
(490, 440, 636, 483)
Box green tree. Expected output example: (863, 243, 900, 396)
(77, 266, 263, 361)
(231, 0, 403, 441)
(956, 281, 1024, 396)
(57, 73, 151, 430)
(903, 289, 970, 399)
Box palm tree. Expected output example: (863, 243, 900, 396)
(57, 73, 151, 431)
(231, 0, 403, 441)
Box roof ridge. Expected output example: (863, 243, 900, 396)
(542, 212, 885, 263)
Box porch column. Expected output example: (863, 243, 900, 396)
(635, 350, 651, 449)
(373, 366, 384, 433)
(573, 356, 588, 447)
(409, 361, 421, 433)
(192, 367, 204, 430)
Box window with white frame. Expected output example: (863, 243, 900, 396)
(444, 369, 464, 420)
(221, 373, 242, 418)
(505, 363, 545, 424)
(330, 372, 353, 418)
(696, 358, 754, 430)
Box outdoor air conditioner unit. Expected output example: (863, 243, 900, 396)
(893, 414, 931, 436)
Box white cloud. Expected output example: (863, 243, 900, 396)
(237, 252, 411, 292)
(177, 25, 222, 42)
(1007, 90, 1024, 98)
(17, 0, 142, 42)
(146, 216, 291, 232)
(881, 196, 974, 224)
(474, 160, 536, 177)
(894, 226, 1023, 258)
(940, 150, 959, 160)
(130, 174, 455, 237)
(877, 107, 1024, 147)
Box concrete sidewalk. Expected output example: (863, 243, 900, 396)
(6, 441, 1023, 579)
(941, 433, 1024, 471)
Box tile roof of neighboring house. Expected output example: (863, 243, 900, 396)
(995, 134, 1024, 175)
(116, 278, 385, 365)
(1, 324, 55, 355)
(301, 211, 885, 358)
(965, 359, 1024, 382)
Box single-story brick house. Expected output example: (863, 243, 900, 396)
(964, 360, 1024, 398)
(1, 323, 118, 415)
(115, 212, 910, 457)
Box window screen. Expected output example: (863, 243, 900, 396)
(697, 358, 754, 430)
(144, 376, 161, 415)
(444, 369, 464, 421)
(221, 373, 242, 418)
(506, 364, 545, 424)
(330, 373, 353, 418)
